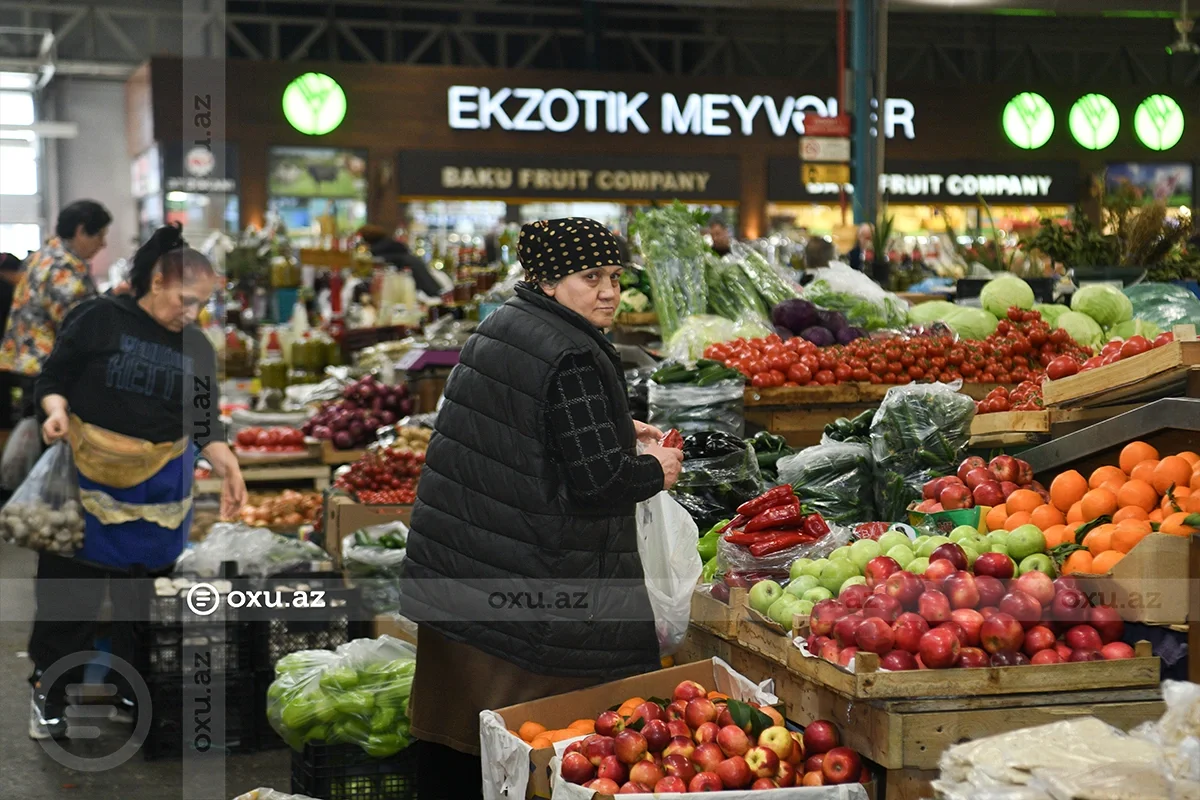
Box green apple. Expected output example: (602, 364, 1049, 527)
(908, 557, 930, 575)
(987, 530, 1011, 549)
(829, 546, 852, 561)
(1018, 553, 1056, 578)
(1008, 525, 1047, 562)
(790, 558, 815, 581)
(961, 546, 979, 568)
(840, 576, 867, 589)
(800, 559, 828, 579)
(878, 530, 913, 554)
(916, 535, 951, 559)
(749, 580, 784, 616)
(819, 560, 860, 596)
(796, 599, 815, 617)
(766, 594, 804, 627)
(848, 539, 882, 571)
(965, 534, 991, 553)
(885, 544, 915, 569)
(949, 525, 979, 544)
(785, 575, 821, 598)
(801, 586, 834, 604)
(990, 543, 1009, 556)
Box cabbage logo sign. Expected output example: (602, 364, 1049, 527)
(1068, 94, 1119, 150)
(1134, 94, 1184, 151)
(283, 72, 347, 136)
(1002, 92, 1054, 150)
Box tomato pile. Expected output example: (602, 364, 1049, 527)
(976, 380, 1045, 414)
(234, 426, 307, 451)
(703, 307, 1093, 389)
(334, 446, 423, 505)
(1079, 331, 1175, 374)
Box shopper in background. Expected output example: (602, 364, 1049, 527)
(27, 223, 245, 740)
(0, 253, 25, 431)
(846, 222, 874, 272)
(805, 237, 836, 270)
(357, 224, 447, 298)
(709, 215, 734, 256)
(399, 217, 682, 794)
(0, 200, 111, 422)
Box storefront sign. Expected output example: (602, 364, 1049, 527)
(1069, 94, 1120, 150)
(802, 163, 851, 184)
(162, 142, 238, 193)
(1134, 94, 1184, 151)
(768, 159, 1079, 204)
(283, 73, 347, 136)
(446, 86, 917, 140)
(398, 151, 740, 200)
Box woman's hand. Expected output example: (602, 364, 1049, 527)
(645, 442, 683, 490)
(220, 468, 247, 520)
(634, 420, 664, 445)
(42, 410, 69, 443)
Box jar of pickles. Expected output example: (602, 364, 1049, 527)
(223, 327, 255, 379)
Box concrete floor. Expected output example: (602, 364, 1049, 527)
(0, 542, 292, 800)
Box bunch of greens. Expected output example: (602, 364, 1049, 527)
(730, 242, 801, 307)
(632, 203, 711, 339)
(618, 266, 655, 315)
(1022, 206, 1120, 269)
(706, 256, 769, 323)
(803, 280, 909, 331)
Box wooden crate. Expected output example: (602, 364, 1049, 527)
(745, 404, 876, 448)
(689, 586, 746, 640)
(1043, 326, 1200, 408)
(969, 410, 1051, 448)
(196, 463, 330, 494)
(745, 383, 1015, 407)
(320, 440, 367, 465)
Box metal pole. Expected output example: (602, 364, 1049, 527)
(851, 0, 875, 224)
(837, 0, 848, 225)
(875, 0, 889, 227)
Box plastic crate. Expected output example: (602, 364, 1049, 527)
(136, 623, 253, 677)
(248, 572, 371, 672)
(291, 741, 419, 800)
(147, 590, 240, 626)
(252, 669, 288, 752)
(139, 675, 256, 760)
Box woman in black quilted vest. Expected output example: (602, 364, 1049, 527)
(399, 218, 684, 795)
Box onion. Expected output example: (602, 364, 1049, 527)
(348, 421, 365, 440)
(342, 400, 358, 412)
(342, 386, 357, 401)
(399, 398, 414, 416)
(332, 431, 354, 449)
(312, 425, 332, 440)
(364, 416, 381, 431)
(330, 414, 350, 431)
(379, 411, 397, 426)
(372, 397, 386, 414)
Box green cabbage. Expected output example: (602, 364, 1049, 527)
(1033, 303, 1068, 326)
(944, 307, 1000, 340)
(906, 301, 958, 327)
(1072, 284, 1133, 328)
(1057, 310, 1105, 350)
(980, 275, 1035, 318)
(1107, 319, 1162, 341)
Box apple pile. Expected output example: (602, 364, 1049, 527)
(916, 455, 1045, 512)
(803, 553, 1132, 670)
(557, 681, 867, 793)
(303, 374, 414, 450)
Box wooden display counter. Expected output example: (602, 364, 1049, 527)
(1042, 326, 1199, 409)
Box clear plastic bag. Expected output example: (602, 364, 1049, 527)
(664, 315, 737, 361)
(173, 522, 327, 577)
(804, 262, 911, 330)
(233, 790, 321, 800)
(342, 521, 408, 615)
(648, 380, 744, 439)
(870, 382, 976, 521)
(636, 491, 702, 657)
(1123, 283, 1200, 331)
(717, 522, 852, 580)
(729, 241, 801, 307)
(670, 436, 765, 532)
(0, 417, 42, 490)
(266, 635, 416, 756)
(777, 442, 876, 524)
(0, 441, 85, 555)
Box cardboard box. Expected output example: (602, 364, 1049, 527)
(1072, 533, 1189, 625)
(323, 493, 413, 567)
(482, 659, 779, 800)
(373, 613, 418, 647)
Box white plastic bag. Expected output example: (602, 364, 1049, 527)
(0, 441, 84, 555)
(636, 491, 701, 657)
(1, 417, 41, 490)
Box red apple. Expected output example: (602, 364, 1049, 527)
(584, 734, 617, 766)
(914, 499, 941, 513)
(692, 742, 725, 773)
(809, 599, 850, 636)
(990, 650, 1030, 666)
(693, 722, 720, 745)
(715, 756, 753, 789)
(821, 747, 863, 784)
(654, 775, 688, 793)
(980, 612, 1025, 654)
(973, 481, 1005, 507)
(619, 781, 652, 794)
(936, 621, 967, 646)
(805, 754, 826, 773)
(1015, 459, 1034, 486)
(818, 639, 841, 663)
(595, 710, 625, 738)
(562, 751, 596, 784)
(776, 760, 799, 787)
(975, 575, 1007, 608)
(672, 680, 707, 704)
(688, 772, 723, 792)
(1022, 625, 1057, 656)
(1030, 649, 1063, 665)
(802, 771, 826, 786)
(788, 732, 804, 764)
(951, 609, 985, 647)
(661, 754, 696, 785)
(802, 720, 840, 756)
(1088, 606, 1125, 644)
(628, 760, 665, 788)
(744, 746, 780, 779)
(833, 613, 866, 647)
(642, 719, 671, 753)
(837, 646, 859, 668)
(716, 706, 747, 733)
(943, 571, 981, 610)
(629, 702, 664, 726)
(999, 591, 1042, 630)
(923, 476, 951, 500)
(1015, 572, 1055, 607)
(716, 724, 751, 758)
(924, 558, 958, 585)
(1050, 588, 1091, 627)
(1065, 624, 1103, 651)
(586, 778, 621, 794)
(612, 730, 646, 765)
(806, 635, 832, 656)
(918, 589, 952, 624)
(965, 467, 994, 490)
(1101, 642, 1135, 660)
(864, 556, 902, 588)
(662, 735, 695, 761)
(1054, 642, 1073, 661)
(958, 456, 987, 483)
(839, 583, 872, 610)
(999, 480, 1020, 499)
(957, 647, 990, 668)
(980, 606, 1000, 620)
(750, 777, 778, 790)
(667, 720, 690, 739)
(1069, 648, 1104, 662)
(919, 626, 962, 668)
(862, 593, 903, 623)
(565, 740, 585, 757)
(855, 616, 896, 655)
(666, 700, 686, 721)
(598, 755, 629, 785)
(757, 726, 795, 762)
(881, 650, 918, 670)
(974, 552, 1015, 581)
(989, 455, 1019, 483)
(892, 612, 931, 653)
(931, 543, 969, 571)
(884, 570, 925, 608)
(1053, 576, 1080, 595)
(940, 484, 975, 510)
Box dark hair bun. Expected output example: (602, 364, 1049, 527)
(129, 223, 211, 298)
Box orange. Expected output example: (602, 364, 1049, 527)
(1030, 504, 1066, 530)
(1113, 505, 1150, 523)
(1192, 470, 1200, 492)
(1042, 524, 1070, 548)
(707, 691, 729, 700)
(985, 503, 1009, 532)
(1116, 480, 1159, 513)
(1120, 441, 1159, 474)
(1153, 456, 1194, 494)
(1090, 465, 1126, 489)
(1004, 511, 1032, 531)
(1099, 478, 1127, 496)
(547, 730, 576, 743)
(1083, 524, 1115, 556)
(1050, 470, 1089, 513)
(1163, 487, 1193, 513)
(1091, 550, 1125, 574)
(1161, 512, 1200, 537)
(1186, 494, 1200, 514)
(508, 729, 521, 739)
(1177, 451, 1200, 467)
(1067, 501, 1085, 524)
(1080, 488, 1119, 520)
(1006, 489, 1043, 515)
(530, 735, 553, 749)
(519, 721, 547, 742)
(1149, 508, 1165, 523)
(1063, 550, 1094, 575)
(1131, 460, 1160, 485)
(568, 719, 595, 733)
(1112, 520, 1152, 553)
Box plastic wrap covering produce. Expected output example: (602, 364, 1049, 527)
(636, 491, 702, 657)
(0, 417, 42, 490)
(1124, 283, 1200, 331)
(820, 409, 874, 446)
(173, 523, 327, 577)
(342, 521, 408, 615)
(1131, 680, 1200, 784)
(729, 240, 801, 307)
(717, 521, 852, 581)
(706, 255, 769, 323)
(870, 382, 976, 522)
(803, 262, 911, 330)
(666, 315, 773, 361)
(266, 635, 416, 756)
(232, 790, 321, 800)
(669, 432, 765, 532)
(648, 379, 745, 439)
(777, 442, 876, 524)
(0, 442, 85, 556)
(633, 203, 710, 340)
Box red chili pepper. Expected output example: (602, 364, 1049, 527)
(723, 531, 778, 546)
(748, 531, 820, 557)
(803, 513, 831, 538)
(745, 499, 804, 532)
(736, 485, 795, 517)
(719, 514, 749, 534)
(660, 429, 684, 450)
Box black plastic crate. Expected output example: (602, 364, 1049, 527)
(147, 590, 240, 626)
(139, 675, 256, 761)
(247, 573, 371, 671)
(252, 669, 287, 752)
(291, 741, 419, 800)
(136, 623, 253, 678)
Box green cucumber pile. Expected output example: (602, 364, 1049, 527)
(651, 359, 746, 387)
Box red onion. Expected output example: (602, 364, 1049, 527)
(379, 411, 396, 426)
(332, 431, 354, 449)
(312, 425, 332, 440)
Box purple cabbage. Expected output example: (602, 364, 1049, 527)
(771, 299, 819, 335)
(773, 325, 793, 341)
(800, 326, 836, 347)
(816, 308, 848, 333)
(836, 326, 867, 345)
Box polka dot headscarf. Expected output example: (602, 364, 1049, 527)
(517, 218, 623, 283)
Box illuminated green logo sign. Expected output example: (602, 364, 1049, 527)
(1002, 92, 1054, 149)
(1134, 94, 1184, 150)
(282, 73, 346, 136)
(1068, 94, 1119, 150)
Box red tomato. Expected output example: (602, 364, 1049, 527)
(236, 428, 260, 447)
(800, 354, 820, 371)
(747, 359, 768, 375)
(751, 373, 772, 388)
(1045, 356, 1079, 380)
(1102, 352, 1120, 365)
(1153, 332, 1175, 348)
(786, 363, 813, 384)
(851, 367, 870, 381)
(1119, 336, 1152, 360)
(833, 363, 853, 382)
(767, 369, 786, 387)
(814, 369, 836, 385)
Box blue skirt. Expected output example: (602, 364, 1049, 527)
(74, 445, 195, 571)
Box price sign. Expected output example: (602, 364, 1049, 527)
(799, 137, 851, 162)
(801, 163, 851, 184)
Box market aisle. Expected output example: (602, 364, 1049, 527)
(0, 542, 291, 799)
